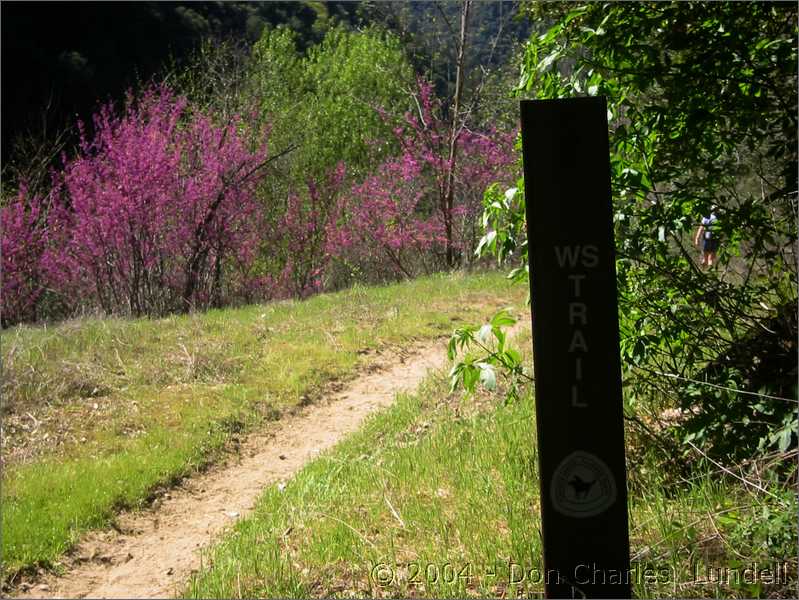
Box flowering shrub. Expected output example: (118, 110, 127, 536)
(50, 87, 268, 317)
(333, 79, 517, 279)
(1, 80, 517, 325)
(1, 87, 271, 324)
(329, 151, 445, 279)
(1, 186, 51, 325)
(274, 162, 347, 298)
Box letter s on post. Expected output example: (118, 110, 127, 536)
(581, 245, 599, 268)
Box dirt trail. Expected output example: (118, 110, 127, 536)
(13, 338, 455, 599)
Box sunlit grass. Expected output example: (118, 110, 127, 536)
(185, 327, 796, 599)
(185, 372, 544, 599)
(1, 270, 526, 582)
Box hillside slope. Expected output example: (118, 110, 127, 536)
(1, 270, 526, 586)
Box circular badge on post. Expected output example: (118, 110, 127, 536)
(550, 451, 617, 518)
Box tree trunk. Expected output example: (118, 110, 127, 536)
(443, 0, 471, 268)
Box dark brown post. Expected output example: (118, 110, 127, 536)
(521, 97, 631, 598)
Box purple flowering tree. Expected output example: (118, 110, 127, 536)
(331, 79, 517, 279)
(1, 86, 273, 322)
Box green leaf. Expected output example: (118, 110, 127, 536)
(493, 327, 506, 353)
(463, 364, 480, 392)
(490, 309, 517, 329)
(447, 336, 458, 361)
(504, 187, 519, 204)
(776, 425, 794, 452)
(448, 363, 463, 393)
(538, 49, 561, 72)
(504, 348, 522, 366)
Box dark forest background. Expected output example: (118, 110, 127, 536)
(1, 1, 529, 165)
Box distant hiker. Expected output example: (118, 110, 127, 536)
(694, 205, 719, 268)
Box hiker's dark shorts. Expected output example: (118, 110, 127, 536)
(702, 237, 719, 253)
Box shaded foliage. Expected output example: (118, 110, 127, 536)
(459, 1, 797, 464)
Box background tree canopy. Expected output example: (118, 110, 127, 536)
(1, 1, 527, 166)
(1, 1, 526, 321)
(1, 1, 360, 162)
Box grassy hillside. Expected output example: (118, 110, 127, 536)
(184, 330, 797, 598)
(1, 270, 526, 583)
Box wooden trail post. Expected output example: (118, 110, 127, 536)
(521, 97, 631, 598)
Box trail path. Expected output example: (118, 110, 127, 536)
(14, 337, 455, 599)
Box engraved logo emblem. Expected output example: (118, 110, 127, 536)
(551, 451, 617, 518)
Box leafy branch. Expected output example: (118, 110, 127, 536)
(447, 308, 532, 404)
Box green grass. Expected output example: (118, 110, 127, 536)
(1, 270, 526, 582)
(185, 376, 542, 598)
(184, 329, 797, 599)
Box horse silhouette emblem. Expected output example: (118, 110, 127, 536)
(551, 451, 617, 518)
(567, 474, 596, 499)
